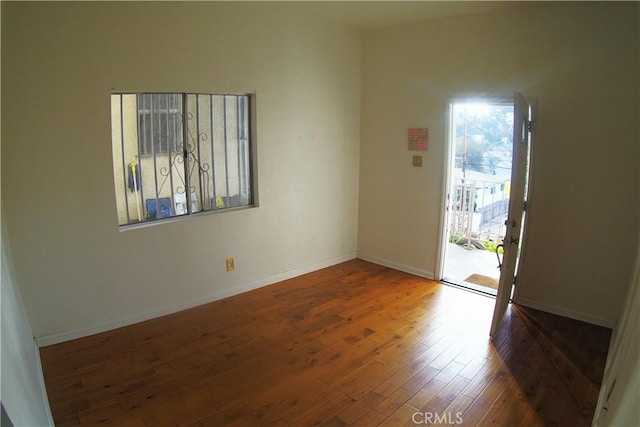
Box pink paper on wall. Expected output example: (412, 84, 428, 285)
(408, 128, 428, 151)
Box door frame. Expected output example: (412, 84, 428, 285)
(436, 96, 515, 283)
(436, 96, 536, 309)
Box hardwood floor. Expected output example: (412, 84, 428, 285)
(40, 259, 611, 426)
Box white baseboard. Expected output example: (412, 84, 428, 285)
(515, 296, 616, 329)
(356, 252, 435, 280)
(35, 253, 357, 347)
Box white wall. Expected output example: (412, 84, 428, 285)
(1, 2, 361, 342)
(1, 213, 53, 425)
(358, 2, 639, 326)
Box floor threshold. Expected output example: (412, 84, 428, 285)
(441, 276, 498, 298)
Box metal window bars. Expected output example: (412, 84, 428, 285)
(111, 93, 253, 226)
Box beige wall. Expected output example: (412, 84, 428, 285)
(594, 6, 640, 423)
(358, 2, 639, 326)
(1, 2, 360, 340)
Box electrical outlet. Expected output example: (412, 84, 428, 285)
(226, 258, 235, 272)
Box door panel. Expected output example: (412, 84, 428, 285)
(489, 93, 532, 337)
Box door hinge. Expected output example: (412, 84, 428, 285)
(527, 121, 533, 132)
(513, 276, 518, 285)
(523, 201, 527, 212)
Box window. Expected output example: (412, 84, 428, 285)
(111, 92, 256, 227)
(137, 94, 182, 156)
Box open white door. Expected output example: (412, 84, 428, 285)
(489, 93, 532, 337)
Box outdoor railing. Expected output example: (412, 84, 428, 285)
(449, 177, 509, 243)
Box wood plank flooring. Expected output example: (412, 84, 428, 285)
(40, 259, 611, 426)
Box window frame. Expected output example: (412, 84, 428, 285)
(110, 91, 259, 230)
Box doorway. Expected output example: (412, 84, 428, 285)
(440, 100, 515, 295)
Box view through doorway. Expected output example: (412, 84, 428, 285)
(442, 101, 515, 295)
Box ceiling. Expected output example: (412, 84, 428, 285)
(295, 1, 531, 30)
(0, 1, 534, 31)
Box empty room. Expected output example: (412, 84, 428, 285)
(1, 1, 639, 426)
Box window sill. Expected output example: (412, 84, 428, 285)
(118, 204, 257, 232)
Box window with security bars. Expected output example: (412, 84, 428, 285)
(111, 93, 255, 227)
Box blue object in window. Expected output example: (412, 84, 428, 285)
(146, 198, 173, 219)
